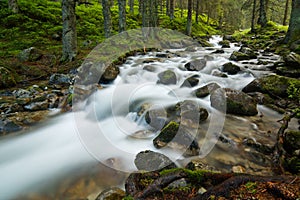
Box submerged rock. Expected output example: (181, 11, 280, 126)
(157, 70, 177, 85)
(222, 62, 241, 75)
(184, 59, 207, 71)
(134, 150, 177, 171)
(210, 88, 258, 116)
(0, 119, 22, 134)
(195, 83, 221, 98)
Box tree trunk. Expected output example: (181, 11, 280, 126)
(142, 0, 158, 27)
(62, 0, 77, 62)
(118, 0, 126, 32)
(186, 0, 192, 36)
(284, 0, 300, 44)
(283, 0, 290, 25)
(102, 0, 112, 38)
(258, 0, 267, 27)
(166, 0, 169, 16)
(180, 0, 183, 17)
(128, 0, 134, 14)
(251, 0, 257, 33)
(195, 0, 200, 23)
(169, 0, 174, 19)
(8, 0, 19, 13)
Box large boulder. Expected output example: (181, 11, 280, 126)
(134, 150, 177, 171)
(222, 62, 241, 75)
(242, 75, 300, 98)
(184, 59, 207, 71)
(210, 88, 258, 116)
(229, 47, 257, 61)
(157, 70, 177, 85)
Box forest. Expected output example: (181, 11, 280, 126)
(0, 0, 300, 199)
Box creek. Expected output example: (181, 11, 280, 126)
(0, 35, 297, 199)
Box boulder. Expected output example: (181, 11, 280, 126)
(145, 108, 168, 130)
(49, 73, 72, 85)
(153, 121, 200, 156)
(211, 49, 225, 54)
(134, 150, 177, 171)
(100, 65, 120, 84)
(184, 59, 207, 71)
(18, 47, 43, 62)
(157, 70, 177, 85)
(283, 131, 300, 155)
(180, 76, 199, 88)
(239, 46, 257, 59)
(0, 119, 22, 134)
(222, 62, 241, 75)
(95, 187, 125, 200)
(195, 83, 221, 98)
(242, 75, 299, 98)
(210, 88, 258, 116)
(229, 51, 252, 61)
(283, 52, 300, 68)
(0, 67, 17, 88)
(218, 40, 230, 48)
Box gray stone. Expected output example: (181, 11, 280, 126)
(157, 70, 177, 85)
(184, 59, 207, 71)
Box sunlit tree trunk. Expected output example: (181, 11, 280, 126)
(62, 0, 77, 62)
(284, 0, 300, 44)
(118, 0, 126, 32)
(258, 0, 267, 27)
(8, 0, 19, 13)
(251, 0, 257, 33)
(102, 0, 112, 38)
(283, 0, 290, 25)
(186, 0, 192, 36)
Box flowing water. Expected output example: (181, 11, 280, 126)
(0, 36, 298, 199)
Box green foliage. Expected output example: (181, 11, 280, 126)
(245, 182, 257, 194)
(122, 196, 134, 200)
(160, 168, 211, 184)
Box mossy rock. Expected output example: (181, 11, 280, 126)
(211, 88, 258, 116)
(222, 62, 241, 75)
(157, 70, 177, 85)
(243, 75, 300, 98)
(153, 121, 179, 148)
(218, 40, 230, 48)
(284, 156, 300, 175)
(229, 51, 251, 61)
(195, 83, 221, 98)
(0, 67, 17, 88)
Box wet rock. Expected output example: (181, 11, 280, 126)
(134, 150, 177, 171)
(196, 37, 213, 47)
(12, 88, 31, 98)
(212, 70, 228, 78)
(276, 66, 300, 78)
(223, 35, 235, 42)
(145, 108, 167, 130)
(185, 159, 216, 171)
(24, 101, 49, 111)
(181, 76, 199, 88)
(0, 119, 22, 134)
(18, 47, 43, 62)
(185, 46, 197, 52)
(49, 73, 72, 85)
(0, 67, 16, 88)
(143, 65, 156, 72)
(184, 59, 207, 71)
(210, 88, 258, 116)
(95, 187, 125, 200)
(153, 121, 200, 156)
(100, 65, 120, 84)
(195, 83, 221, 98)
(283, 52, 300, 68)
(229, 51, 252, 61)
(242, 75, 299, 98)
(156, 53, 170, 58)
(211, 49, 225, 54)
(232, 165, 245, 173)
(222, 62, 241, 75)
(239, 46, 257, 59)
(157, 70, 177, 85)
(219, 40, 230, 48)
(0, 103, 23, 114)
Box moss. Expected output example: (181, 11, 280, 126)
(122, 196, 134, 200)
(160, 168, 211, 184)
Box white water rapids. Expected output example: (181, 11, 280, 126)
(0, 36, 293, 199)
